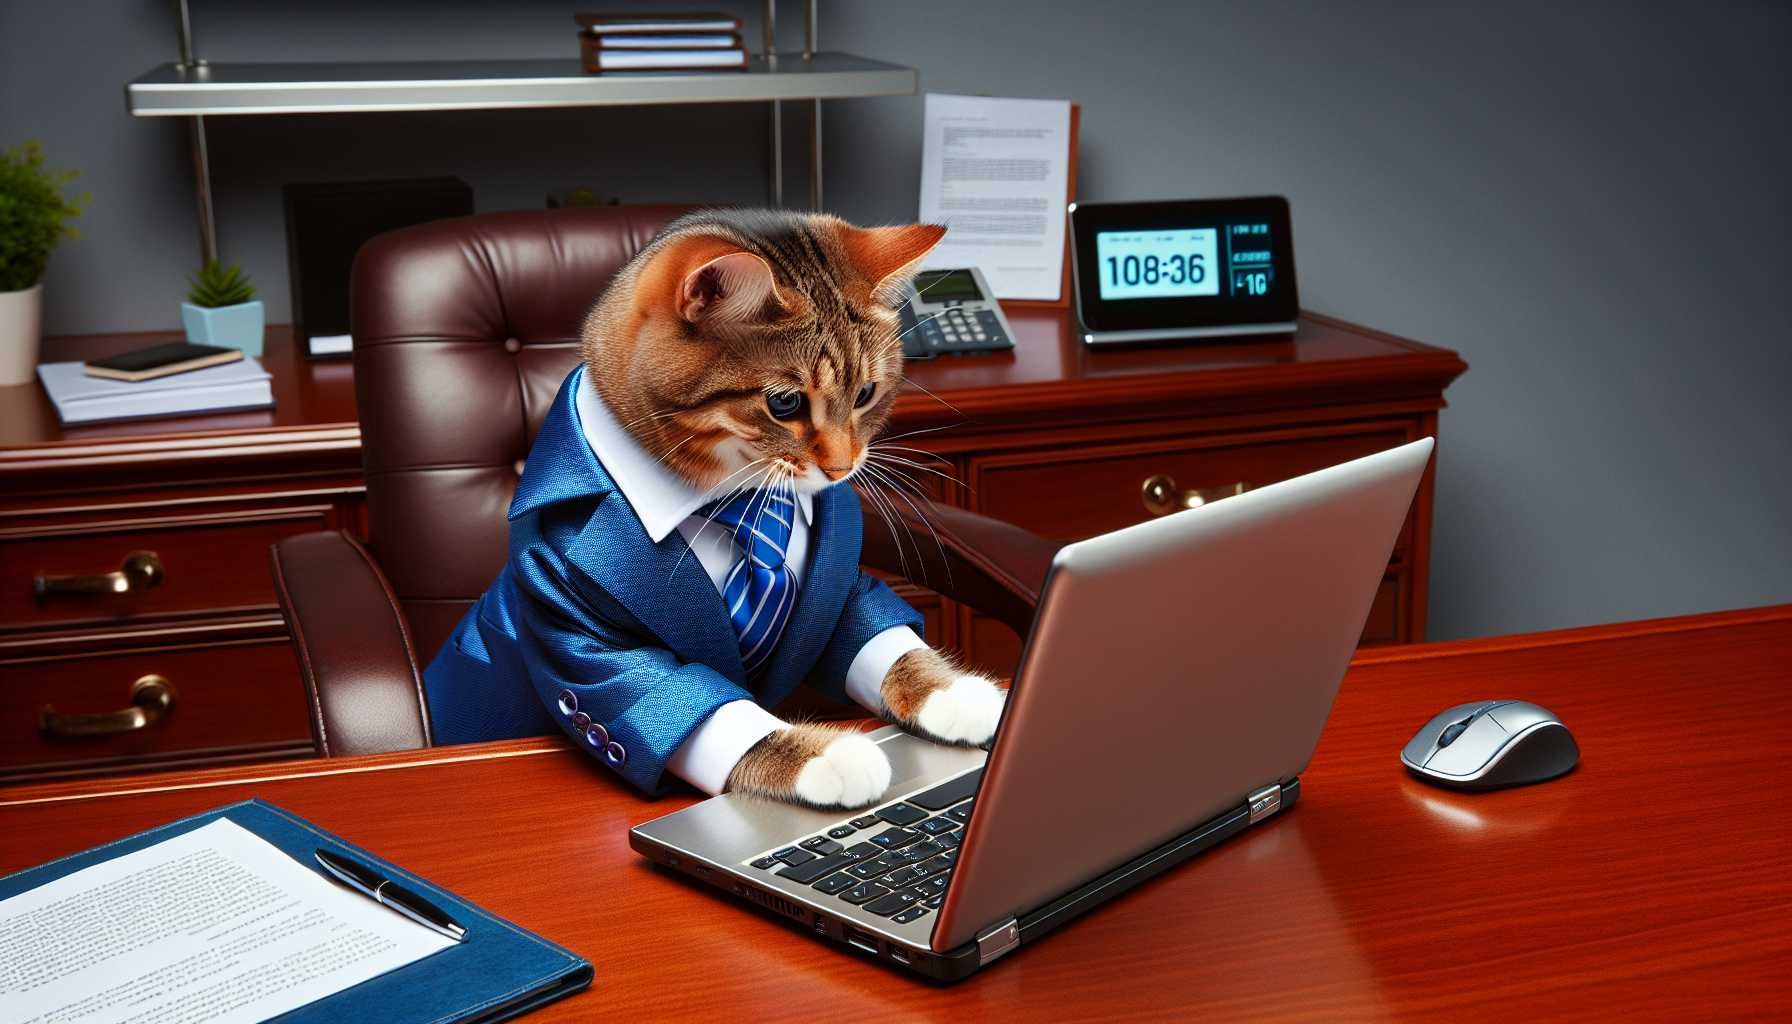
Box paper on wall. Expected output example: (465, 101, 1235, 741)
(918, 93, 1072, 301)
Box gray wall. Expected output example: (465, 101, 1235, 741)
(3, 1, 1788, 640)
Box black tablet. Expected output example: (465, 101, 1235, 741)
(1068, 196, 1298, 344)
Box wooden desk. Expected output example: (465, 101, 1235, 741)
(4, 606, 1785, 1019)
(0, 311, 1463, 783)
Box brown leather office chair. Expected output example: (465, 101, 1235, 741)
(269, 206, 1058, 758)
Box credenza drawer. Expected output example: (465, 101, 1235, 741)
(0, 628, 314, 780)
(969, 425, 1419, 550)
(1, 505, 335, 631)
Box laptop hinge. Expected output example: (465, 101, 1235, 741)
(1247, 783, 1282, 825)
(976, 918, 1020, 965)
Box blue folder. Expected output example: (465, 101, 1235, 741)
(0, 798, 593, 1023)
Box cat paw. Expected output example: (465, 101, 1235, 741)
(792, 732, 893, 808)
(914, 675, 1007, 746)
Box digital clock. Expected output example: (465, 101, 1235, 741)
(1070, 197, 1298, 344)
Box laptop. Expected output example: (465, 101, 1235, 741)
(630, 438, 1434, 981)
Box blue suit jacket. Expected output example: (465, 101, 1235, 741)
(423, 367, 923, 795)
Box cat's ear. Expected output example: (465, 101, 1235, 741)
(673, 245, 783, 326)
(840, 223, 948, 306)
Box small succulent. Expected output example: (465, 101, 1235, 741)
(186, 260, 256, 308)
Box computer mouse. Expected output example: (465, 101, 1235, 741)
(1401, 700, 1579, 790)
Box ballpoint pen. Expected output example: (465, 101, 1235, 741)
(314, 848, 469, 943)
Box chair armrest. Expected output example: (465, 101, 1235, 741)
(269, 530, 432, 757)
(858, 494, 1062, 637)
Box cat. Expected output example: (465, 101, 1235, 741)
(577, 208, 1007, 808)
(537, 212, 1010, 814)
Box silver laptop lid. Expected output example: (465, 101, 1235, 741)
(933, 438, 1434, 951)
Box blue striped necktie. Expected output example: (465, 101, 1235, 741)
(704, 484, 800, 678)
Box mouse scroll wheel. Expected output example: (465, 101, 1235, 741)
(1437, 720, 1472, 747)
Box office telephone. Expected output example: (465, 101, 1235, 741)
(898, 267, 1018, 358)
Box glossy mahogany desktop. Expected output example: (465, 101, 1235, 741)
(6, 608, 1781, 1019)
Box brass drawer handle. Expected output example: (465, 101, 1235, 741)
(1141, 475, 1251, 516)
(39, 675, 178, 738)
(33, 551, 164, 598)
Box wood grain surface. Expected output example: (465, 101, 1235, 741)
(4, 605, 1787, 1020)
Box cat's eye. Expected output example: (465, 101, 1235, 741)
(766, 391, 806, 420)
(853, 382, 877, 408)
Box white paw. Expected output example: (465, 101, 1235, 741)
(793, 732, 893, 808)
(915, 675, 1007, 745)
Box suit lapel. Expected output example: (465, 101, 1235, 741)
(533, 367, 746, 684)
(754, 482, 862, 701)
(575, 496, 747, 684)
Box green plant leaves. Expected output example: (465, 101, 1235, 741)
(187, 259, 257, 308)
(0, 141, 88, 293)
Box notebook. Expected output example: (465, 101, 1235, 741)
(590, 48, 747, 70)
(0, 800, 593, 1024)
(574, 12, 741, 34)
(37, 356, 273, 424)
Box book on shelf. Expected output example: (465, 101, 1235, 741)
(37, 355, 274, 425)
(574, 11, 748, 73)
(597, 32, 741, 49)
(574, 12, 741, 34)
(583, 45, 748, 71)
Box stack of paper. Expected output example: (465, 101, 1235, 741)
(37, 357, 274, 425)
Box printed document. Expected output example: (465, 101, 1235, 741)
(918, 93, 1072, 301)
(0, 819, 454, 1024)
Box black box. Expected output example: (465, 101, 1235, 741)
(282, 177, 474, 358)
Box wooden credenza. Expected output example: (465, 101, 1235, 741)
(0, 310, 1465, 783)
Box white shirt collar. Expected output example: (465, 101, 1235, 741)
(574, 368, 813, 543)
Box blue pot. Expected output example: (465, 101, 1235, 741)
(181, 300, 265, 357)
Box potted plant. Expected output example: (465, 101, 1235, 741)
(182, 260, 264, 356)
(0, 141, 86, 387)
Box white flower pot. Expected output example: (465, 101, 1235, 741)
(0, 284, 45, 387)
(182, 300, 265, 356)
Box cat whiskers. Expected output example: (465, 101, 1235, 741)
(866, 446, 969, 496)
(852, 471, 917, 582)
(859, 460, 955, 589)
(900, 376, 967, 420)
(652, 433, 703, 470)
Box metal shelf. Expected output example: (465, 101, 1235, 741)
(127, 52, 916, 117)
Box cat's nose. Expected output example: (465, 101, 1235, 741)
(820, 464, 853, 481)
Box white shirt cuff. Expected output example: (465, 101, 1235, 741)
(667, 700, 785, 796)
(845, 626, 929, 713)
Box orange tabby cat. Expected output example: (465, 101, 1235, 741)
(579, 209, 1006, 807)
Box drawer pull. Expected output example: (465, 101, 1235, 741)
(1141, 475, 1251, 516)
(39, 675, 177, 738)
(33, 551, 165, 599)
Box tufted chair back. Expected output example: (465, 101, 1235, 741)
(349, 205, 695, 661)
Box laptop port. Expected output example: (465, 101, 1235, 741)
(844, 928, 879, 956)
(888, 947, 912, 966)
(813, 917, 829, 936)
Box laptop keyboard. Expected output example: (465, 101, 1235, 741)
(746, 768, 982, 925)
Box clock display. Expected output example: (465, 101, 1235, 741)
(1095, 228, 1219, 300)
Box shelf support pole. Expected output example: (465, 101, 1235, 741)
(764, 0, 783, 207)
(806, 0, 822, 210)
(172, 0, 218, 265)
(188, 118, 219, 267)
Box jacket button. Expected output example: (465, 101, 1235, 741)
(556, 689, 577, 716)
(504, 337, 521, 353)
(605, 741, 627, 767)
(571, 711, 591, 732)
(584, 722, 609, 748)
